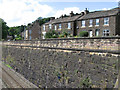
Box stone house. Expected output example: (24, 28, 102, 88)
(24, 7, 120, 40)
(41, 11, 84, 38)
(42, 7, 120, 38)
(23, 20, 41, 40)
(76, 7, 120, 37)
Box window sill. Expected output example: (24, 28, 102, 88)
(67, 28, 71, 29)
(103, 24, 109, 26)
(89, 25, 92, 27)
(95, 25, 99, 27)
(81, 26, 85, 28)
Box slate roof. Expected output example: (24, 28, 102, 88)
(45, 15, 82, 25)
(44, 7, 119, 24)
(78, 7, 120, 20)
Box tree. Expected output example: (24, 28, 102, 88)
(8, 27, 16, 39)
(7, 25, 26, 40)
(0, 18, 9, 40)
(36, 17, 51, 26)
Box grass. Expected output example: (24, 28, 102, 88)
(6, 64, 12, 69)
(2, 62, 13, 69)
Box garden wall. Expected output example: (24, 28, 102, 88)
(3, 36, 120, 54)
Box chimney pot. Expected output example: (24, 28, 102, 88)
(84, 8, 89, 14)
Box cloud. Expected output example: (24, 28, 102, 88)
(0, 0, 53, 27)
(0, 0, 82, 27)
(102, 8, 111, 10)
(53, 7, 81, 18)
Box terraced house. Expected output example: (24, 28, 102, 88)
(41, 11, 85, 39)
(42, 7, 120, 38)
(77, 7, 120, 37)
(24, 7, 120, 40)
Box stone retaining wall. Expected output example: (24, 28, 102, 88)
(2, 37, 120, 88)
(2, 45, 119, 88)
(3, 37, 120, 54)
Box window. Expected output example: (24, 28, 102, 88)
(29, 30, 32, 34)
(49, 24, 52, 29)
(68, 23, 71, 29)
(43, 25, 45, 30)
(29, 36, 32, 40)
(39, 30, 41, 34)
(104, 17, 109, 25)
(55, 25, 57, 30)
(59, 24, 61, 29)
(76, 26, 79, 29)
(89, 20, 93, 27)
(42, 32, 46, 39)
(82, 20, 85, 27)
(103, 29, 110, 36)
(96, 19, 99, 26)
(95, 29, 100, 36)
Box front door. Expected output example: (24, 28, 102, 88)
(89, 30, 93, 37)
(42, 32, 46, 39)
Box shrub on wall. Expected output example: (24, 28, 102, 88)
(79, 31, 88, 37)
(59, 30, 69, 38)
(45, 30, 58, 38)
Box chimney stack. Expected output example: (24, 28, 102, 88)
(70, 11, 74, 17)
(50, 17, 55, 20)
(84, 8, 89, 14)
(64, 14, 67, 17)
(60, 15, 64, 18)
(80, 12, 84, 16)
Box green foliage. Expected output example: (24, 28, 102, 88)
(37, 17, 51, 26)
(59, 30, 69, 38)
(59, 34, 64, 38)
(2, 62, 13, 69)
(79, 31, 88, 37)
(15, 37, 22, 40)
(74, 36, 79, 38)
(63, 31, 69, 37)
(68, 34, 73, 37)
(8, 25, 25, 39)
(45, 30, 58, 38)
(80, 77, 92, 88)
(0, 18, 9, 40)
(6, 64, 12, 69)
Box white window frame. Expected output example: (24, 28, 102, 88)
(81, 20, 85, 27)
(42, 32, 46, 39)
(59, 24, 61, 30)
(96, 19, 99, 26)
(89, 20, 93, 27)
(55, 25, 57, 30)
(95, 29, 100, 36)
(89, 30, 93, 37)
(103, 29, 110, 36)
(49, 24, 52, 29)
(43, 25, 45, 30)
(68, 23, 71, 29)
(104, 17, 109, 25)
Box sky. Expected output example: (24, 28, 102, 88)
(0, 0, 119, 27)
